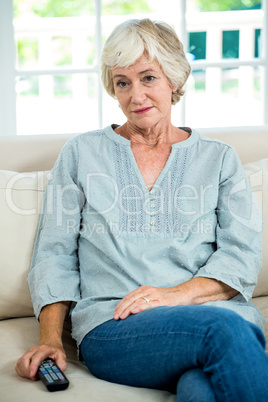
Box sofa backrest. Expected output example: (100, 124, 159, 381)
(0, 133, 76, 172)
(0, 126, 268, 172)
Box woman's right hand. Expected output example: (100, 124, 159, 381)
(16, 302, 70, 380)
(15, 343, 67, 381)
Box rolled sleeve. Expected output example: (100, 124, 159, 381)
(28, 139, 84, 318)
(194, 147, 262, 301)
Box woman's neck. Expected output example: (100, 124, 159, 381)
(115, 122, 190, 148)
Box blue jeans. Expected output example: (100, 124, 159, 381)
(80, 305, 268, 401)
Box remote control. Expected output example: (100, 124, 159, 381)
(37, 358, 69, 392)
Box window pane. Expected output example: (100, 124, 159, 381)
(222, 68, 238, 96)
(16, 73, 98, 135)
(185, 66, 263, 127)
(255, 29, 261, 57)
(16, 38, 38, 69)
(52, 36, 72, 66)
(222, 31, 240, 58)
(191, 69, 206, 93)
(16, 76, 39, 97)
(189, 32, 206, 60)
(54, 75, 72, 97)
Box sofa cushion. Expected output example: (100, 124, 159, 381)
(0, 317, 176, 402)
(243, 158, 268, 297)
(0, 170, 50, 319)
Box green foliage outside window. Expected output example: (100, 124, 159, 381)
(13, 0, 262, 19)
(13, 0, 151, 18)
(17, 39, 38, 68)
(194, 0, 261, 12)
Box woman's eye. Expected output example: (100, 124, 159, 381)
(144, 75, 155, 82)
(116, 81, 127, 88)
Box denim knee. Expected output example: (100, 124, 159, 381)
(198, 307, 265, 365)
(177, 369, 216, 402)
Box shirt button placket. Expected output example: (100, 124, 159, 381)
(149, 190, 156, 229)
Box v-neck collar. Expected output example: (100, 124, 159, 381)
(126, 143, 177, 194)
(105, 124, 199, 194)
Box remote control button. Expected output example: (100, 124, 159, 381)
(57, 373, 64, 380)
(44, 374, 53, 383)
(50, 373, 58, 380)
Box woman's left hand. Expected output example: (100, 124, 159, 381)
(113, 285, 186, 320)
(113, 278, 239, 320)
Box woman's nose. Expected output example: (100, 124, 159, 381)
(130, 82, 147, 104)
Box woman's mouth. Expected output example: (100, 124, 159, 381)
(133, 107, 154, 115)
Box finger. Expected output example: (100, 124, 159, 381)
(118, 295, 156, 319)
(116, 286, 150, 309)
(114, 295, 145, 319)
(28, 348, 55, 380)
(131, 299, 159, 314)
(124, 299, 160, 318)
(15, 347, 39, 380)
(118, 298, 145, 319)
(50, 351, 67, 372)
(114, 286, 151, 318)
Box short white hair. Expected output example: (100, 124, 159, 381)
(101, 18, 191, 105)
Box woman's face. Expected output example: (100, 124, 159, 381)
(112, 54, 176, 130)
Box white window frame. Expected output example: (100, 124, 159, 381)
(0, 0, 267, 136)
(0, 0, 17, 136)
(182, 0, 268, 128)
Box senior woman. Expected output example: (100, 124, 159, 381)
(16, 19, 268, 401)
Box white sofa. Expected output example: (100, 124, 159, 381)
(0, 126, 268, 401)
